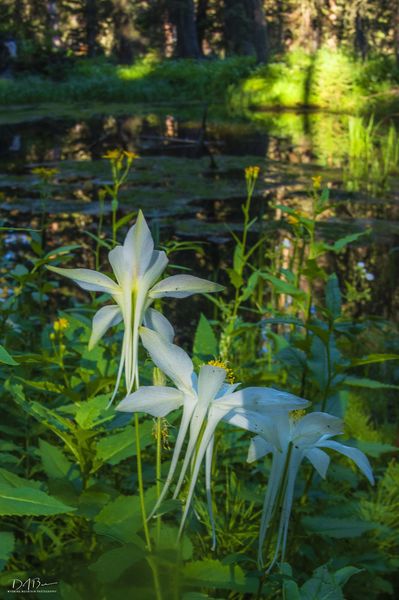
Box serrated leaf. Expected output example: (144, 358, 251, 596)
(0, 484, 76, 516)
(193, 314, 218, 359)
(94, 421, 153, 469)
(75, 395, 112, 430)
(38, 439, 75, 480)
(0, 468, 43, 490)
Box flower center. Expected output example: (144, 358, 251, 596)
(290, 409, 307, 423)
(207, 359, 235, 384)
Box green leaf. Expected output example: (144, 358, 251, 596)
(354, 440, 398, 458)
(325, 274, 342, 319)
(94, 421, 153, 469)
(260, 273, 306, 299)
(350, 353, 399, 367)
(89, 543, 145, 583)
(344, 377, 399, 390)
(38, 439, 75, 480)
(0, 345, 18, 366)
(94, 488, 157, 542)
(334, 566, 362, 587)
(302, 516, 376, 538)
(183, 559, 245, 591)
(75, 395, 112, 430)
(226, 268, 243, 289)
(193, 314, 218, 359)
(233, 244, 245, 275)
(0, 532, 15, 572)
(331, 230, 368, 253)
(300, 565, 344, 600)
(0, 484, 76, 516)
(0, 468, 42, 490)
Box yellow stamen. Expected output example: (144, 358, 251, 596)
(207, 359, 235, 384)
(290, 409, 307, 422)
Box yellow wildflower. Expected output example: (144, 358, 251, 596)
(102, 149, 123, 161)
(53, 317, 69, 332)
(245, 165, 260, 180)
(32, 167, 59, 181)
(312, 176, 322, 190)
(123, 151, 139, 161)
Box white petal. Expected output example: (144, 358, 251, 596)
(124, 210, 154, 278)
(108, 245, 132, 288)
(173, 402, 209, 498)
(205, 435, 217, 550)
(140, 327, 194, 392)
(198, 364, 226, 407)
(318, 439, 374, 485)
(149, 274, 224, 299)
(224, 409, 283, 451)
(47, 266, 119, 294)
(257, 450, 286, 567)
(148, 400, 196, 520)
(143, 308, 174, 343)
(219, 387, 310, 411)
(293, 412, 343, 446)
(178, 409, 222, 540)
(305, 448, 330, 478)
(116, 386, 184, 417)
(247, 436, 274, 463)
(89, 304, 122, 350)
(142, 250, 168, 290)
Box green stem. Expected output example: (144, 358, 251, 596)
(147, 555, 163, 600)
(156, 417, 162, 546)
(134, 410, 152, 551)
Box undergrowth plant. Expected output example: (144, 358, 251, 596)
(0, 165, 398, 600)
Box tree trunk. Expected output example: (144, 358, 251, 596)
(113, 0, 135, 64)
(354, 9, 368, 60)
(85, 0, 98, 57)
(224, 0, 268, 63)
(169, 0, 201, 58)
(251, 0, 268, 63)
(196, 0, 208, 55)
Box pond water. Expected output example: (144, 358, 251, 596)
(0, 103, 398, 321)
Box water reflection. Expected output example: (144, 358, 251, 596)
(0, 108, 398, 320)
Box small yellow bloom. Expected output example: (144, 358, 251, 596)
(32, 167, 59, 181)
(287, 214, 299, 225)
(208, 359, 235, 384)
(312, 176, 322, 190)
(49, 332, 56, 341)
(123, 151, 139, 161)
(53, 317, 69, 332)
(102, 149, 123, 161)
(245, 165, 260, 180)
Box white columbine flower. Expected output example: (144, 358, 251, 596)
(117, 327, 309, 546)
(47, 210, 223, 401)
(247, 411, 374, 569)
